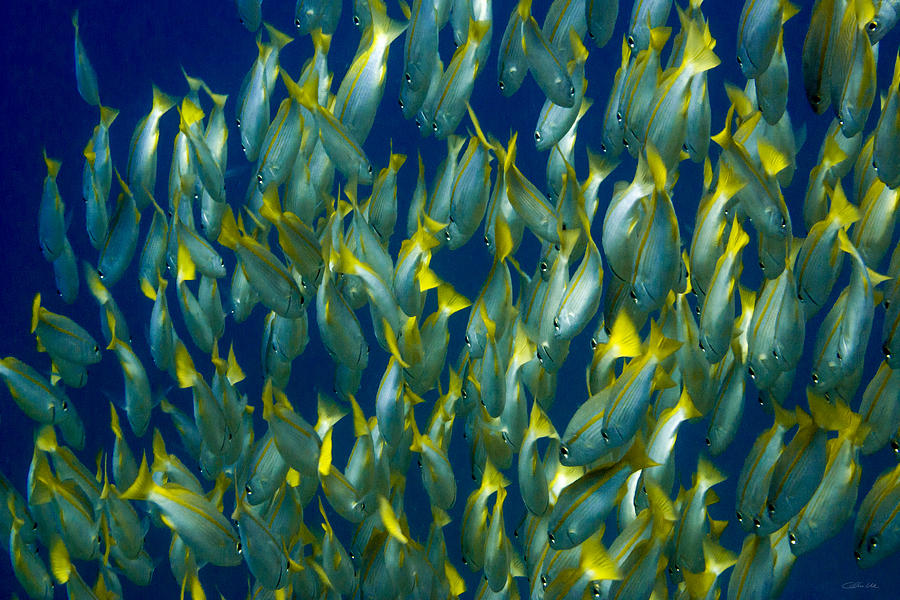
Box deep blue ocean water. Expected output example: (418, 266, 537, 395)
(0, 0, 898, 598)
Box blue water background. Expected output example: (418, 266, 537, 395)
(0, 0, 898, 598)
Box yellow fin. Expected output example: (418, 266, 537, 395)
(378, 495, 409, 544)
(50, 536, 71, 584)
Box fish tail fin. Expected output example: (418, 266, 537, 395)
(318, 428, 333, 477)
(35, 424, 58, 452)
(259, 184, 283, 224)
(608, 312, 642, 357)
(696, 456, 726, 489)
(99, 105, 119, 129)
(757, 138, 790, 179)
(580, 533, 621, 581)
(109, 402, 124, 440)
(263, 23, 294, 51)
(174, 341, 196, 389)
(516, 0, 532, 21)
(216, 208, 240, 249)
(379, 495, 409, 543)
(31, 293, 42, 334)
(119, 454, 153, 501)
(725, 218, 749, 255)
(371, 0, 408, 44)
(151, 84, 175, 116)
(50, 535, 71, 584)
(416, 264, 442, 293)
(437, 281, 471, 316)
(828, 181, 860, 227)
(681, 20, 719, 75)
(527, 402, 558, 440)
(348, 394, 369, 438)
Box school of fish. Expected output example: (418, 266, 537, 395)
(2, 0, 900, 598)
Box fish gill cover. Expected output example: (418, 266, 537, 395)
(0, 0, 899, 598)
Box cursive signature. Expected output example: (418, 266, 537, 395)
(842, 581, 880, 590)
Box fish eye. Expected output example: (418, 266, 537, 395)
(236, 542, 242, 553)
(869, 536, 879, 550)
(537, 350, 543, 365)
(600, 143, 607, 153)
(540, 261, 548, 273)
(736, 510, 743, 522)
(462, 556, 468, 565)
(465, 335, 471, 347)
(432, 122, 439, 131)
(810, 94, 821, 105)
(736, 56, 742, 66)
(629, 289, 637, 302)
(219, 258, 225, 267)
(404, 72, 411, 84)
(239, 18, 244, 24)
(498, 80, 505, 91)
(590, 338, 598, 349)
(883, 344, 892, 359)
(568, 85, 575, 98)
(349, 551, 356, 560)
(444, 229, 451, 241)
(753, 518, 760, 529)
(367, 165, 373, 174)
(553, 317, 559, 330)
(61, 401, 68, 411)
(767, 503, 775, 517)
(415, 118, 422, 129)
(534, 131, 542, 143)
(56, 289, 62, 296)
(892, 439, 900, 453)
(93, 345, 99, 353)
(724, 208, 729, 216)
(868, 20, 878, 32)
(235, 118, 241, 128)
(353, 15, 360, 25)
(541, 574, 548, 588)
(589, 31, 595, 39)
(98, 269, 104, 279)
(245, 484, 253, 495)
(780, 217, 786, 229)
(758, 260, 766, 269)
(704, 437, 711, 446)
(627, 35, 635, 48)
(622, 138, 629, 149)
(836, 351, 842, 360)
(484, 235, 490, 246)
(592, 583, 602, 598)
(398, 98, 404, 109)
(682, 143, 688, 152)
(811, 372, 819, 384)
(601, 429, 609, 441)
(616, 111, 622, 123)
(546, 531, 555, 545)
(699, 339, 705, 351)
(241, 143, 246, 151)
(295, 18, 301, 27)
(789, 532, 797, 545)
(873, 160, 879, 171)
(461, 389, 468, 399)
(772, 349, 779, 359)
